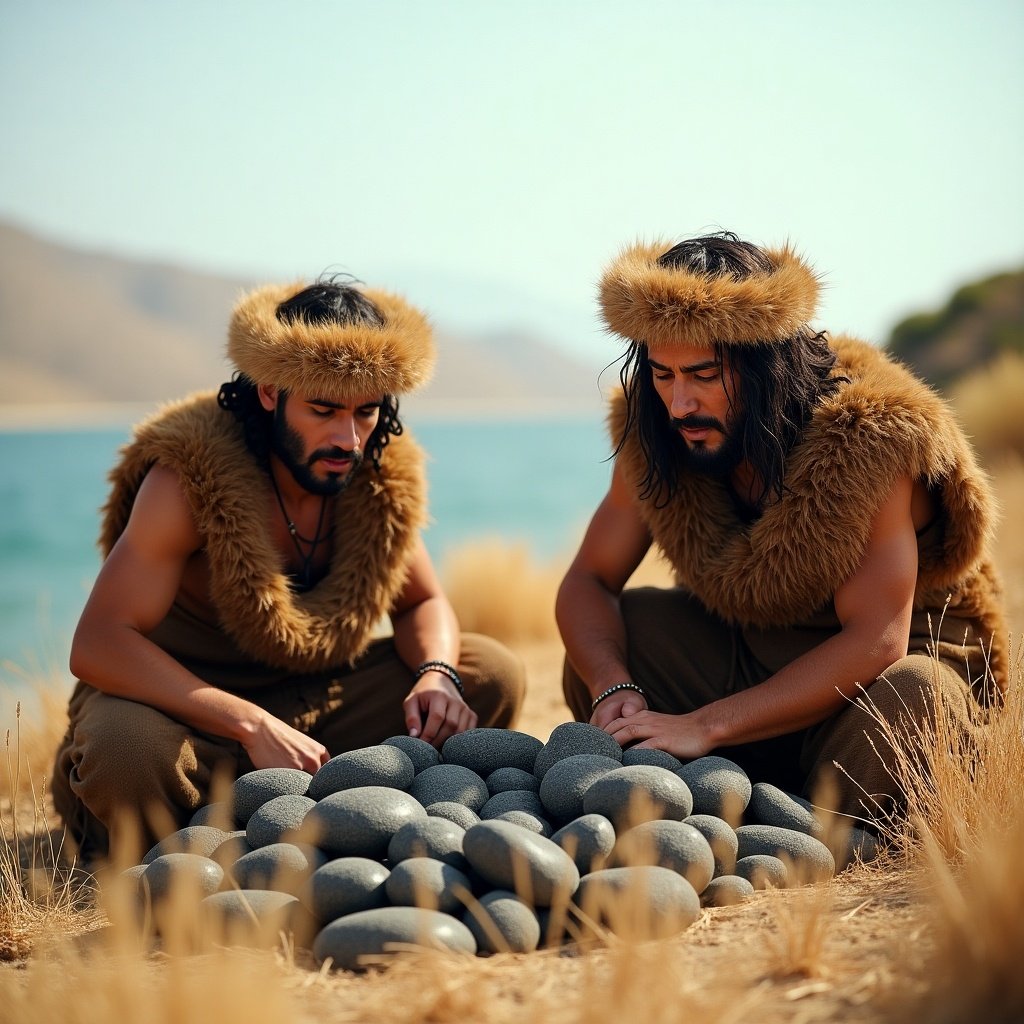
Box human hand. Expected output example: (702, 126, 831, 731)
(590, 691, 649, 732)
(243, 710, 330, 773)
(403, 673, 478, 748)
(606, 710, 711, 761)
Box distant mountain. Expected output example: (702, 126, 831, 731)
(0, 221, 603, 415)
(887, 268, 1024, 390)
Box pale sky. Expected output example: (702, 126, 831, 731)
(2, 0, 1022, 360)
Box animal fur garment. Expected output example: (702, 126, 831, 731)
(228, 283, 435, 401)
(610, 335, 1008, 690)
(101, 394, 427, 672)
(599, 240, 821, 349)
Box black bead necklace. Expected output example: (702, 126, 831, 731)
(269, 470, 329, 590)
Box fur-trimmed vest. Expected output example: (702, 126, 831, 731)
(101, 393, 427, 673)
(612, 336, 1008, 689)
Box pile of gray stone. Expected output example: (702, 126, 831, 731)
(122, 723, 878, 970)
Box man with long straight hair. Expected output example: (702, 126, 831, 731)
(557, 232, 1007, 821)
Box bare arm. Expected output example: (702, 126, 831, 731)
(608, 476, 920, 757)
(389, 537, 474, 746)
(69, 465, 329, 771)
(555, 460, 654, 727)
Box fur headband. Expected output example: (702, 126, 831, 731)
(599, 240, 821, 349)
(228, 283, 435, 399)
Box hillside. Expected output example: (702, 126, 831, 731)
(0, 222, 602, 417)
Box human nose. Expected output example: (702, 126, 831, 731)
(669, 379, 698, 419)
(330, 413, 359, 451)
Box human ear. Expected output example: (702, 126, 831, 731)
(257, 384, 278, 412)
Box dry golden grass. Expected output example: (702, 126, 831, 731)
(952, 350, 1024, 463)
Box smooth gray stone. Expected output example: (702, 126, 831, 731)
(492, 810, 552, 838)
(684, 814, 739, 877)
(621, 748, 684, 772)
(313, 907, 477, 970)
(441, 728, 544, 777)
(245, 794, 316, 849)
(538, 754, 622, 822)
(301, 857, 390, 924)
(550, 814, 616, 875)
(308, 745, 416, 800)
(701, 874, 755, 908)
(142, 825, 230, 865)
(201, 889, 317, 945)
(480, 789, 547, 821)
(388, 817, 468, 870)
(463, 820, 580, 906)
(611, 820, 715, 894)
(144, 853, 224, 900)
(533, 722, 622, 781)
(583, 765, 693, 827)
(188, 801, 237, 830)
(736, 824, 836, 881)
(486, 767, 539, 795)
(574, 866, 701, 938)
(385, 857, 473, 914)
(304, 786, 426, 858)
(425, 802, 481, 830)
(463, 889, 540, 954)
(735, 854, 789, 889)
(210, 830, 252, 871)
(383, 735, 441, 775)
(841, 827, 881, 868)
(747, 783, 823, 837)
(410, 764, 489, 813)
(231, 842, 326, 894)
(232, 768, 312, 825)
(675, 757, 751, 821)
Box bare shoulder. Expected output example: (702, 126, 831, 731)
(118, 463, 203, 559)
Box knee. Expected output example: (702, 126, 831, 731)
(460, 633, 526, 726)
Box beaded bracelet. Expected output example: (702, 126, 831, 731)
(591, 681, 646, 712)
(414, 659, 465, 697)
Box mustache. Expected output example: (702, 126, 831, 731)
(672, 415, 725, 432)
(310, 447, 363, 466)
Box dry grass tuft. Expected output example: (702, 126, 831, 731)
(951, 351, 1024, 463)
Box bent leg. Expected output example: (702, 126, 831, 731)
(52, 682, 238, 860)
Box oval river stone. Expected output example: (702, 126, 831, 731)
(442, 728, 544, 777)
(307, 745, 415, 800)
(303, 786, 425, 858)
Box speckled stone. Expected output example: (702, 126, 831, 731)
(304, 786, 426, 858)
(245, 794, 316, 849)
(533, 722, 622, 781)
(574, 866, 701, 938)
(188, 801, 237, 830)
(388, 817, 468, 870)
(747, 783, 823, 837)
(425, 802, 481, 830)
(409, 764, 489, 812)
(210, 830, 252, 870)
(202, 889, 317, 945)
(583, 765, 694, 827)
(301, 857, 390, 924)
(736, 824, 835, 881)
(307, 745, 415, 800)
(675, 757, 751, 822)
(492, 810, 552, 838)
(684, 814, 739, 877)
(538, 754, 622, 823)
(486, 767, 539, 795)
(463, 889, 540, 954)
(463, 820, 580, 906)
(385, 857, 473, 914)
(230, 842, 326, 894)
(700, 874, 755, 908)
(383, 735, 441, 774)
(142, 825, 230, 865)
(232, 768, 312, 825)
(550, 814, 616, 875)
(621, 748, 684, 772)
(313, 907, 477, 970)
(841, 827, 881, 869)
(611, 820, 715, 894)
(144, 853, 224, 900)
(442, 728, 544, 777)
(735, 854, 788, 890)
(480, 789, 547, 821)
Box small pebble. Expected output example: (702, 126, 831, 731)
(486, 767, 539, 795)
(700, 874, 755, 908)
(735, 854, 788, 890)
(385, 857, 473, 914)
(462, 889, 540, 954)
(550, 814, 616, 874)
(675, 756, 751, 822)
(736, 824, 835, 881)
(232, 768, 312, 825)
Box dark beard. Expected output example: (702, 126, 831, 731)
(271, 410, 363, 497)
(672, 413, 745, 479)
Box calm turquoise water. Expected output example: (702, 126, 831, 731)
(0, 415, 612, 679)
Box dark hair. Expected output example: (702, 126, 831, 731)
(615, 232, 844, 508)
(217, 274, 403, 469)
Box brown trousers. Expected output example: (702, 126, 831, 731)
(563, 588, 989, 822)
(53, 633, 524, 859)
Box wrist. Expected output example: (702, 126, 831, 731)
(413, 659, 464, 698)
(591, 681, 646, 713)
(690, 702, 726, 749)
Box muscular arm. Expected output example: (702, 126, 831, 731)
(69, 466, 329, 771)
(608, 476, 920, 757)
(555, 460, 653, 726)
